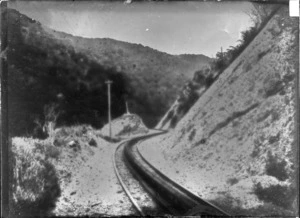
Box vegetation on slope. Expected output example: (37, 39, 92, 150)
(10, 123, 106, 216)
(156, 3, 281, 130)
(3, 8, 210, 137)
(212, 3, 280, 74)
(156, 64, 215, 129)
(10, 137, 61, 216)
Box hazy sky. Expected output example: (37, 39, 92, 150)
(9, 1, 253, 57)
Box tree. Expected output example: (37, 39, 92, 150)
(248, 3, 279, 28)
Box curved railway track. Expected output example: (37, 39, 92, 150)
(113, 133, 168, 216)
(113, 131, 230, 216)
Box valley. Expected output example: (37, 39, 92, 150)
(4, 2, 298, 217)
(4, 8, 211, 137)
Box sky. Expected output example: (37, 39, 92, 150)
(9, 1, 253, 57)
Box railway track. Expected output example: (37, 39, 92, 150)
(113, 131, 230, 216)
(113, 134, 168, 216)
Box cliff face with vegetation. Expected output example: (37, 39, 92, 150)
(156, 65, 215, 130)
(3, 8, 210, 137)
(140, 7, 298, 215)
(155, 4, 281, 131)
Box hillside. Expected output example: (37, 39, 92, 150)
(139, 6, 298, 216)
(3, 8, 210, 137)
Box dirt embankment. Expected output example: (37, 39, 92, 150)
(139, 7, 298, 216)
(11, 125, 137, 216)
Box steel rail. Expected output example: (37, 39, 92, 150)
(113, 130, 230, 216)
(112, 131, 167, 216)
(113, 138, 145, 216)
(124, 136, 230, 216)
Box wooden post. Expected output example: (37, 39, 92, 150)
(126, 101, 130, 114)
(221, 47, 223, 60)
(105, 80, 113, 138)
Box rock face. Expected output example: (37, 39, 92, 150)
(139, 7, 298, 215)
(101, 113, 149, 139)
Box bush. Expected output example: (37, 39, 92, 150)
(45, 145, 61, 160)
(253, 182, 295, 209)
(188, 129, 196, 141)
(10, 142, 61, 216)
(53, 125, 99, 150)
(89, 138, 97, 147)
(43, 103, 61, 137)
(33, 141, 61, 160)
(265, 152, 288, 181)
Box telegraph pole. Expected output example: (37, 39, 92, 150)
(125, 101, 130, 114)
(105, 80, 113, 138)
(221, 47, 223, 60)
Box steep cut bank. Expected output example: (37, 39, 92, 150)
(139, 7, 298, 216)
(3, 8, 210, 137)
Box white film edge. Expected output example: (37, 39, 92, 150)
(290, 0, 299, 16)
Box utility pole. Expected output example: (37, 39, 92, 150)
(221, 47, 223, 60)
(125, 101, 130, 114)
(105, 80, 113, 138)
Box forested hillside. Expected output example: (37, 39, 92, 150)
(3, 8, 210, 137)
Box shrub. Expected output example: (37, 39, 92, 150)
(33, 118, 49, 139)
(188, 129, 196, 141)
(227, 177, 239, 186)
(43, 103, 61, 137)
(170, 116, 178, 128)
(265, 152, 288, 181)
(253, 182, 295, 209)
(193, 70, 206, 84)
(264, 79, 285, 98)
(205, 74, 215, 87)
(10, 142, 61, 216)
(45, 145, 61, 160)
(89, 138, 97, 147)
(33, 141, 61, 160)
